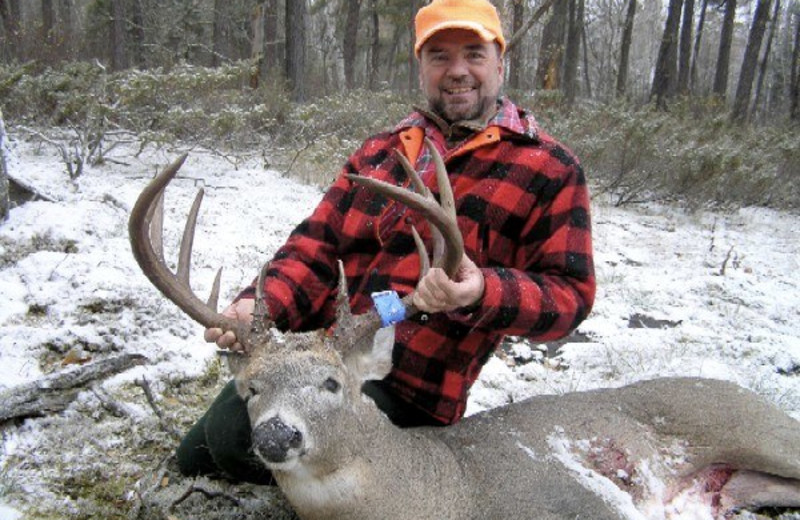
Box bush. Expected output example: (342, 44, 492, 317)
(1, 62, 797, 209)
(525, 97, 800, 211)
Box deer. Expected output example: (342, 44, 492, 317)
(129, 149, 800, 520)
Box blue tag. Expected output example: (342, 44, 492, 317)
(371, 290, 406, 327)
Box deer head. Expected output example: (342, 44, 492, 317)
(128, 141, 463, 473)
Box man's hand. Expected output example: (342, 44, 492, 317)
(412, 254, 485, 314)
(204, 298, 255, 352)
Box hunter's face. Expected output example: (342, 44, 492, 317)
(418, 29, 504, 124)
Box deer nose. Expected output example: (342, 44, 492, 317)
(252, 416, 304, 463)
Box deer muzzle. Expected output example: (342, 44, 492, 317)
(252, 416, 304, 464)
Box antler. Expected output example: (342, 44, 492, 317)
(330, 138, 464, 354)
(128, 154, 245, 337)
(347, 138, 463, 279)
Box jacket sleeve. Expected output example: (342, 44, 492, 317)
(448, 148, 595, 342)
(234, 151, 366, 332)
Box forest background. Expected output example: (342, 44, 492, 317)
(0, 0, 799, 215)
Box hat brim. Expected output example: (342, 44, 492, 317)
(414, 21, 497, 56)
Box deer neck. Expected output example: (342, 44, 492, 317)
(273, 402, 475, 520)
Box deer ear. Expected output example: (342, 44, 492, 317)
(344, 325, 395, 382)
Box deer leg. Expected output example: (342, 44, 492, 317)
(719, 470, 800, 512)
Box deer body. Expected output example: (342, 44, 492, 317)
(129, 152, 800, 520)
(242, 338, 800, 520)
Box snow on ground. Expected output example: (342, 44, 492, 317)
(0, 135, 798, 518)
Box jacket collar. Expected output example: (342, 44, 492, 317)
(395, 96, 539, 143)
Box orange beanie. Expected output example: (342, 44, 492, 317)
(414, 0, 506, 57)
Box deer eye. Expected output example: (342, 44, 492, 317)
(322, 377, 341, 393)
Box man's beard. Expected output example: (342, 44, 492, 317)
(430, 94, 495, 124)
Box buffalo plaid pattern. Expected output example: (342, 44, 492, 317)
(240, 97, 595, 425)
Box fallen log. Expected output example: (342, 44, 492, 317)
(0, 353, 147, 422)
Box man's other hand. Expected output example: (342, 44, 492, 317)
(203, 299, 255, 352)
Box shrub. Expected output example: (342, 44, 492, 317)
(1, 62, 797, 209)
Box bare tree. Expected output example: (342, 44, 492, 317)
(536, 0, 569, 90)
(58, 0, 75, 59)
(714, 0, 737, 99)
(0, 109, 8, 222)
(260, 0, 279, 74)
(651, 0, 684, 107)
(42, 0, 55, 50)
(731, 0, 773, 122)
(507, 0, 556, 52)
(7, 0, 20, 59)
(407, 0, 419, 95)
(110, 0, 128, 70)
(616, 0, 637, 98)
(368, 0, 380, 90)
(690, 0, 710, 92)
(563, 0, 584, 105)
(343, 0, 361, 90)
(581, 19, 592, 98)
(212, 0, 229, 66)
(508, 0, 525, 91)
(286, 0, 307, 102)
(792, 5, 800, 119)
(677, 0, 695, 94)
(753, 0, 781, 118)
(130, 0, 145, 67)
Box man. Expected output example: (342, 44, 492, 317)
(177, 0, 595, 484)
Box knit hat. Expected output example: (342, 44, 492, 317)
(414, 0, 506, 57)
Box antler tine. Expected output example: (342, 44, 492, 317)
(347, 139, 463, 278)
(176, 188, 204, 285)
(129, 153, 241, 334)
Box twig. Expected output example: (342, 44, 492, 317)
(90, 384, 133, 418)
(169, 483, 242, 510)
(719, 246, 735, 276)
(135, 376, 183, 440)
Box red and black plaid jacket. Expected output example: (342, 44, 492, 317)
(242, 97, 595, 425)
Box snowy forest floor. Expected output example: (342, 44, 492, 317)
(0, 136, 798, 519)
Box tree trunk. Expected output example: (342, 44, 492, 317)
(407, 0, 419, 96)
(286, 0, 307, 102)
(1, 0, 21, 60)
(343, 0, 361, 90)
(753, 0, 781, 119)
(212, 0, 227, 66)
(263, 0, 279, 73)
(651, 0, 684, 108)
(563, 0, 583, 105)
(690, 0, 709, 93)
(110, 0, 128, 71)
(251, 3, 265, 88)
(535, 0, 569, 90)
(130, 0, 145, 67)
(581, 21, 592, 98)
(616, 0, 637, 98)
(507, 0, 556, 53)
(0, 109, 9, 223)
(42, 0, 55, 46)
(792, 6, 800, 120)
(731, 0, 773, 122)
(713, 0, 737, 99)
(508, 0, 525, 91)
(368, 0, 380, 91)
(59, 0, 75, 60)
(677, 0, 695, 94)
